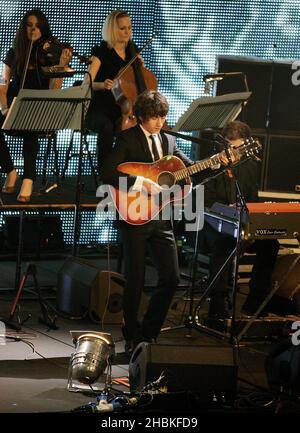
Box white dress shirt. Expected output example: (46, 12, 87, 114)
(132, 125, 163, 191)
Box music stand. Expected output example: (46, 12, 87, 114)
(1, 83, 91, 329)
(172, 92, 251, 132)
(162, 92, 251, 342)
(2, 82, 91, 253)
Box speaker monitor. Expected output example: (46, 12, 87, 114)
(89, 271, 125, 324)
(264, 135, 300, 192)
(216, 56, 271, 129)
(129, 342, 238, 402)
(90, 271, 149, 324)
(57, 258, 149, 323)
(56, 257, 99, 318)
(269, 62, 300, 132)
(217, 56, 300, 133)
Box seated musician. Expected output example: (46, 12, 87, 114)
(84, 10, 144, 176)
(0, 9, 72, 202)
(203, 120, 280, 319)
(101, 90, 194, 356)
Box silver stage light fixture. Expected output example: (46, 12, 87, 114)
(68, 331, 115, 391)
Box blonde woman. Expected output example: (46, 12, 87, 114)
(85, 10, 141, 175)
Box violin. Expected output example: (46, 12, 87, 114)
(111, 36, 158, 131)
(37, 37, 91, 66)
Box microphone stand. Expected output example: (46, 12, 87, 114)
(228, 166, 249, 345)
(160, 130, 222, 335)
(193, 144, 249, 344)
(20, 37, 34, 91)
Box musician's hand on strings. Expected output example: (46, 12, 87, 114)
(137, 54, 145, 67)
(229, 147, 241, 164)
(218, 136, 244, 166)
(1, 107, 8, 117)
(228, 138, 245, 164)
(219, 153, 230, 166)
(104, 79, 114, 90)
(219, 147, 240, 166)
(142, 178, 163, 195)
(59, 48, 73, 66)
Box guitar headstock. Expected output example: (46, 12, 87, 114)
(236, 137, 262, 160)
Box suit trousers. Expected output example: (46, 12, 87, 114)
(120, 219, 180, 341)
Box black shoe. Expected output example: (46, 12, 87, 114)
(203, 317, 228, 332)
(124, 340, 134, 358)
(132, 336, 154, 350)
(208, 294, 230, 319)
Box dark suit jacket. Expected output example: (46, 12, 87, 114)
(101, 124, 193, 188)
(204, 159, 259, 208)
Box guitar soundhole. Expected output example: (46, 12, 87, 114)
(158, 171, 175, 188)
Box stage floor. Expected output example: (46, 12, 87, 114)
(0, 255, 298, 415)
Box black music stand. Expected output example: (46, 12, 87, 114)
(2, 82, 91, 254)
(1, 83, 91, 330)
(172, 91, 251, 132)
(162, 92, 252, 342)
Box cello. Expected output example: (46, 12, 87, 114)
(111, 35, 158, 131)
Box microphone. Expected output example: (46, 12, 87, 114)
(203, 72, 244, 82)
(203, 73, 227, 82)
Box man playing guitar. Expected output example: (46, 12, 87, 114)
(101, 90, 194, 356)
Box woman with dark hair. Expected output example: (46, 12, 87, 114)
(0, 9, 72, 202)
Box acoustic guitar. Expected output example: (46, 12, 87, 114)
(108, 138, 261, 225)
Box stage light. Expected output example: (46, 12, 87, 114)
(68, 331, 115, 391)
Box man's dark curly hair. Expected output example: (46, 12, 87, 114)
(133, 90, 169, 123)
(222, 120, 251, 140)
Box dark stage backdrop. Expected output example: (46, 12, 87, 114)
(0, 0, 299, 245)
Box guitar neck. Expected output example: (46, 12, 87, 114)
(175, 151, 226, 181)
